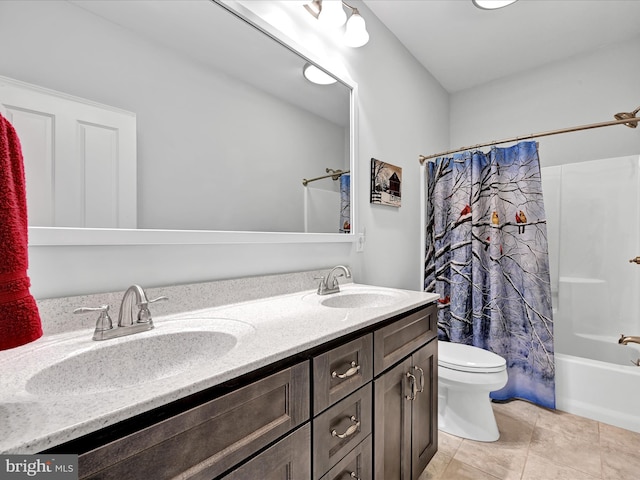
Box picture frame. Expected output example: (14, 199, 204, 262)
(370, 158, 402, 207)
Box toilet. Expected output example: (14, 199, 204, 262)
(438, 340, 508, 442)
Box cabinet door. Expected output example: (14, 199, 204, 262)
(79, 362, 309, 480)
(373, 358, 412, 480)
(411, 341, 438, 480)
(222, 424, 311, 480)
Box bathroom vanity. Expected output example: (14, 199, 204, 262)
(0, 273, 439, 480)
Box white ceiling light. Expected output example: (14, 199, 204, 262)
(473, 0, 518, 10)
(317, 0, 347, 28)
(343, 7, 369, 48)
(303, 63, 338, 85)
(304, 1, 370, 48)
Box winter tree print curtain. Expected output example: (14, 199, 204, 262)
(424, 141, 555, 409)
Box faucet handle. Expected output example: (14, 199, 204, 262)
(74, 305, 113, 334)
(315, 276, 329, 295)
(141, 295, 169, 306)
(330, 273, 346, 287)
(136, 295, 168, 324)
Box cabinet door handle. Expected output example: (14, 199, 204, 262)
(405, 372, 417, 401)
(332, 361, 361, 379)
(414, 365, 425, 394)
(331, 415, 360, 439)
(348, 472, 360, 480)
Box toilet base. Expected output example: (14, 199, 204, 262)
(438, 386, 500, 442)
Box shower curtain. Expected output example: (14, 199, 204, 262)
(339, 174, 351, 233)
(424, 141, 555, 408)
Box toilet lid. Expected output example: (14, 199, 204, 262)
(438, 341, 506, 373)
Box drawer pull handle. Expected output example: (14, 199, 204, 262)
(406, 372, 417, 401)
(332, 361, 360, 379)
(414, 365, 425, 394)
(331, 415, 360, 439)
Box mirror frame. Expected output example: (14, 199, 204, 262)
(28, 0, 358, 246)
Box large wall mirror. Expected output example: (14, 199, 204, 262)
(0, 0, 356, 245)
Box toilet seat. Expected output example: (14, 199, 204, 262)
(438, 341, 506, 373)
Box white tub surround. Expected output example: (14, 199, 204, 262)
(0, 273, 438, 454)
(541, 156, 640, 432)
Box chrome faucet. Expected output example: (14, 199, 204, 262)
(74, 285, 167, 341)
(118, 284, 164, 327)
(317, 265, 352, 295)
(618, 334, 640, 346)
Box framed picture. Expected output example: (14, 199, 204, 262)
(370, 158, 402, 207)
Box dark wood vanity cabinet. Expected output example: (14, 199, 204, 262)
(73, 303, 437, 480)
(373, 305, 438, 480)
(312, 304, 438, 480)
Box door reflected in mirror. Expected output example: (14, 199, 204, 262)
(0, 0, 353, 234)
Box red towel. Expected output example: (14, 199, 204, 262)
(0, 113, 42, 350)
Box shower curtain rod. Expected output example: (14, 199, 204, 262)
(302, 168, 350, 186)
(418, 110, 640, 164)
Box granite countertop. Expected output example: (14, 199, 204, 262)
(0, 282, 438, 454)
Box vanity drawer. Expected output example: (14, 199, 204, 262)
(313, 383, 372, 480)
(313, 333, 373, 415)
(320, 435, 372, 480)
(373, 304, 437, 376)
(222, 423, 311, 480)
(79, 362, 310, 480)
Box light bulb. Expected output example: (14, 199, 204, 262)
(318, 0, 347, 28)
(303, 63, 338, 85)
(343, 10, 369, 47)
(472, 0, 518, 9)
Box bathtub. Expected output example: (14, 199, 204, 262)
(555, 334, 640, 433)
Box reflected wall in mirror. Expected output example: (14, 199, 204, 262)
(0, 0, 352, 234)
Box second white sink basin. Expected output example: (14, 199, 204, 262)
(320, 292, 402, 308)
(25, 318, 254, 396)
(303, 284, 410, 309)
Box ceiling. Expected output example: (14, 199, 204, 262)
(363, 0, 640, 93)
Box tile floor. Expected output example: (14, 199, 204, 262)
(420, 400, 640, 480)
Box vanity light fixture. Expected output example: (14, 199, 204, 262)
(472, 0, 518, 9)
(303, 62, 338, 85)
(317, 0, 347, 28)
(304, 0, 370, 48)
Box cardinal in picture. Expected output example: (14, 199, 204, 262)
(516, 210, 527, 233)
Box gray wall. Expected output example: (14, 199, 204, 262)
(450, 36, 640, 168)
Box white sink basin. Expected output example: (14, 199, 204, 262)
(24, 318, 254, 396)
(319, 292, 402, 308)
(303, 285, 409, 309)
